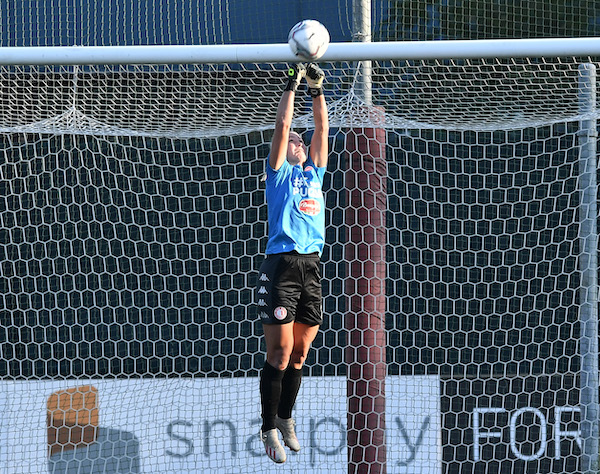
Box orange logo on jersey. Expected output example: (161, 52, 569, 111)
(299, 199, 321, 216)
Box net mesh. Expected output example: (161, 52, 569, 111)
(0, 58, 597, 472)
(0, 59, 596, 138)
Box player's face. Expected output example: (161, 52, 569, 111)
(287, 132, 307, 166)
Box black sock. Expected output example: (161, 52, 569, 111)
(277, 366, 303, 419)
(260, 362, 285, 432)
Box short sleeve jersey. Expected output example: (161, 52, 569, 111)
(265, 156, 326, 256)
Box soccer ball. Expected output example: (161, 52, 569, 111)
(288, 20, 330, 61)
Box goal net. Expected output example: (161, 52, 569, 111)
(0, 55, 598, 473)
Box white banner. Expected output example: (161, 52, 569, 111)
(0, 376, 441, 473)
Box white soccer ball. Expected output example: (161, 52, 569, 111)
(288, 20, 330, 61)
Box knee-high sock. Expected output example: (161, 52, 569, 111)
(260, 362, 285, 432)
(277, 366, 303, 419)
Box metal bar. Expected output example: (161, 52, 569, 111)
(578, 62, 599, 474)
(1, 37, 600, 64)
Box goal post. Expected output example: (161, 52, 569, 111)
(0, 40, 599, 474)
(577, 63, 599, 474)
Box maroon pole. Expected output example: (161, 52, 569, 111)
(345, 116, 387, 473)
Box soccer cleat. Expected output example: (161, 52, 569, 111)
(275, 416, 301, 452)
(260, 428, 287, 463)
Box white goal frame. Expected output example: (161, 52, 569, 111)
(1, 37, 599, 473)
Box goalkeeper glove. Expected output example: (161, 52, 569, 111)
(284, 63, 306, 92)
(306, 63, 325, 97)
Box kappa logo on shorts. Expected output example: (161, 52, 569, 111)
(274, 307, 287, 320)
(257, 286, 267, 294)
(259, 273, 269, 282)
(257, 299, 267, 306)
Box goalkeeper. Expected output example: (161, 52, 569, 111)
(256, 63, 329, 464)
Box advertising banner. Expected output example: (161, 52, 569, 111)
(441, 375, 580, 473)
(0, 376, 441, 474)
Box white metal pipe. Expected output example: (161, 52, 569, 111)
(578, 62, 599, 474)
(352, 0, 373, 105)
(1, 37, 600, 65)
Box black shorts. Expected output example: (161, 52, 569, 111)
(255, 251, 323, 326)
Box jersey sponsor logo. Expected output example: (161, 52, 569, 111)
(304, 166, 314, 172)
(299, 199, 321, 216)
(274, 307, 287, 320)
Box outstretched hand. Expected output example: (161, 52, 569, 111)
(284, 63, 306, 92)
(306, 63, 325, 97)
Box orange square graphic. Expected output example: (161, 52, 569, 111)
(47, 385, 99, 457)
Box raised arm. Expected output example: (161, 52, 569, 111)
(306, 64, 329, 168)
(269, 64, 306, 171)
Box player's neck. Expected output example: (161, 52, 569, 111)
(287, 157, 306, 168)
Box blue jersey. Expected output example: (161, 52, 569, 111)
(265, 156, 326, 256)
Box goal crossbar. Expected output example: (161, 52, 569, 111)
(0, 37, 600, 65)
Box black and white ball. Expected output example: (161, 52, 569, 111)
(288, 20, 330, 61)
